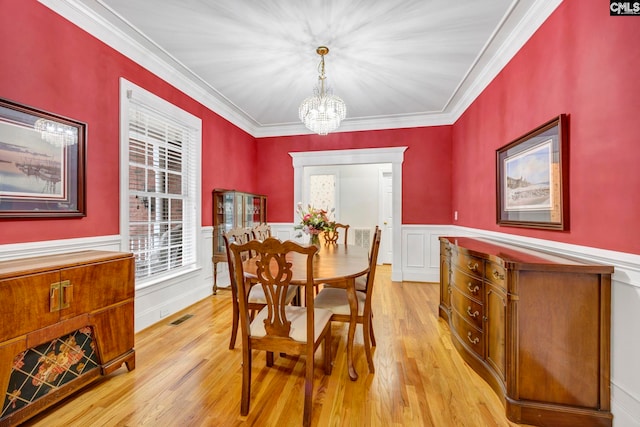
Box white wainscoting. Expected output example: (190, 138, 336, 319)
(2, 225, 638, 425)
(407, 225, 640, 427)
(0, 229, 213, 333)
(0, 235, 123, 261)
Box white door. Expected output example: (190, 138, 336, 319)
(379, 171, 393, 264)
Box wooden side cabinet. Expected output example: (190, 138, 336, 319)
(439, 237, 613, 427)
(0, 251, 135, 426)
(212, 189, 267, 293)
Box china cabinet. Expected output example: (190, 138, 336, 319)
(439, 236, 613, 427)
(212, 189, 267, 293)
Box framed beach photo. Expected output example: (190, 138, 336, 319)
(0, 98, 86, 217)
(496, 114, 568, 230)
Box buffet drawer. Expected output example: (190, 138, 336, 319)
(452, 251, 484, 278)
(451, 312, 484, 358)
(451, 287, 484, 330)
(485, 261, 506, 290)
(451, 268, 484, 300)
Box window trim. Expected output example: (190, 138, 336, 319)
(119, 78, 202, 289)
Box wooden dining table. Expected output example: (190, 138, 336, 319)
(242, 243, 370, 381)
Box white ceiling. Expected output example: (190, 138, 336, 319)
(46, 0, 561, 136)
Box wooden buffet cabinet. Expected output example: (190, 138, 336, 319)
(0, 251, 135, 426)
(439, 237, 613, 427)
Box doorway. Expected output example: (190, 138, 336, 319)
(290, 147, 406, 281)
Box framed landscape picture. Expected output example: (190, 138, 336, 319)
(0, 98, 86, 217)
(496, 114, 568, 230)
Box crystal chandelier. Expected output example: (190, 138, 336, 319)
(299, 46, 346, 135)
(33, 119, 77, 147)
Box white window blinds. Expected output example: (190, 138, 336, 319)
(121, 80, 200, 283)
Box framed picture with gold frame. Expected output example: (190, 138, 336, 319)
(496, 114, 568, 230)
(0, 98, 86, 217)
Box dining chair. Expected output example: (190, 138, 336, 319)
(251, 223, 271, 241)
(223, 228, 297, 350)
(323, 222, 349, 245)
(313, 228, 382, 374)
(229, 238, 332, 427)
(354, 225, 379, 293)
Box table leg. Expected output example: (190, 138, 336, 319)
(345, 277, 359, 381)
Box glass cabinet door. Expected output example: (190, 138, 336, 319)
(234, 193, 243, 228)
(224, 192, 235, 230)
(244, 195, 254, 227)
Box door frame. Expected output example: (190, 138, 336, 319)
(379, 169, 393, 264)
(290, 147, 406, 281)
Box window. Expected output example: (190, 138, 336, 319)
(120, 79, 201, 285)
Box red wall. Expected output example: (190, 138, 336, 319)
(2, 0, 638, 255)
(256, 127, 452, 224)
(0, 0, 255, 244)
(452, 0, 640, 254)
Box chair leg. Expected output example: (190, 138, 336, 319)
(323, 329, 332, 375)
(241, 346, 251, 416)
(303, 349, 314, 427)
(266, 351, 274, 367)
(362, 317, 375, 374)
(229, 304, 239, 350)
(369, 312, 376, 347)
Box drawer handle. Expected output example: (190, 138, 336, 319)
(467, 283, 480, 294)
(492, 270, 505, 280)
(466, 306, 479, 318)
(467, 332, 480, 345)
(467, 261, 479, 272)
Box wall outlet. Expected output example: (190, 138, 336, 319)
(160, 308, 169, 318)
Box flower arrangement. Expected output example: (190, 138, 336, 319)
(294, 203, 335, 239)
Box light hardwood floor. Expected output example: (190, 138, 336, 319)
(25, 266, 529, 427)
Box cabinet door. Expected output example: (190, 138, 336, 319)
(0, 271, 61, 341)
(243, 194, 254, 227)
(234, 193, 243, 227)
(59, 258, 134, 320)
(485, 283, 507, 381)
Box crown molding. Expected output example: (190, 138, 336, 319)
(38, 0, 562, 138)
(252, 111, 457, 138)
(37, 0, 260, 136)
(448, 0, 563, 121)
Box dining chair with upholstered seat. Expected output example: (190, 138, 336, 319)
(314, 227, 381, 374)
(223, 228, 296, 350)
(251, 223, 271, 241)
(354, 225, 380, 293)
(229, 237, 332, 427)
(323, 222, 349, 245)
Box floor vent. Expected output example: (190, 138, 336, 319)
(170, 314, 193, 326)
(353, 228, 372, 250)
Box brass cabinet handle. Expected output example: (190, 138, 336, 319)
(49, 280, 72, 311)
(467, 282, 480, 294)
(466, 306, 479, 318)
(467, 332, 480, 345)
(467, 261, 479, 272)
(50, 282, 60, 312)
(61, 280, 73, 309)
(492, 270, 505, 280)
